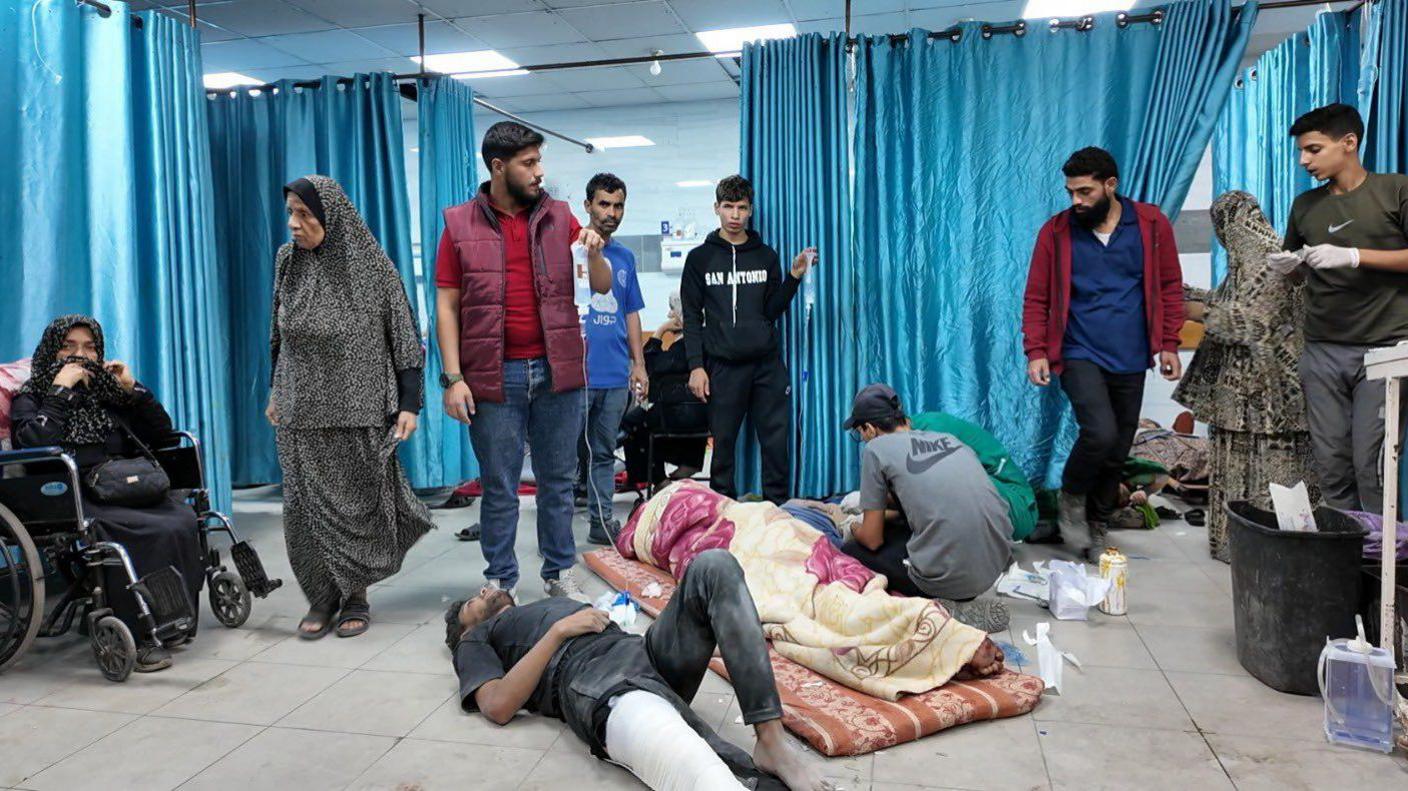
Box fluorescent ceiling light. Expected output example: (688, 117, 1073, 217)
(695, 24, 797, 55)
(676, 180, 715, 188)
(585, 135, 655, 150)
(413, 50, 527, 79)
(203, 71, 260, 89)
(1022, 0, 1135, 18)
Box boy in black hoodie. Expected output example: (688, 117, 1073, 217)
(681, 175, 816, 504)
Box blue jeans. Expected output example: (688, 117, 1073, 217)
(468, 358, 583, 588)
(578, 387, 630, 529)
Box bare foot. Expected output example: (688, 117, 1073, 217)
(954, 638, 1005, 680)
(753, 721, 833, 791)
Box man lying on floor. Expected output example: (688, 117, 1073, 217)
(446, 549, 1004, 791)
(841, 384, 1014, 632)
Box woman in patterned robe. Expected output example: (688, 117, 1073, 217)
(267, 176, 434, 638)
(1175, 191, 1317, 561)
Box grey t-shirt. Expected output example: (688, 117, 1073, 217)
(860, 430, 1013, 600)
(1284, 172, 1408, 345)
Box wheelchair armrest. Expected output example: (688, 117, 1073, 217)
(0, 446, 69, 465)
(152, 430, 199, 452)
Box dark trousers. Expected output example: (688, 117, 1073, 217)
(558, 550, 784, 788)
(841, 522, 925, 597)
(1059, 359, 1147, 522)
(708, 357, 791, 504)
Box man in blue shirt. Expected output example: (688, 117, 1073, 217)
(1022, 148, 1184, 561)
(577, 173, 647, 545)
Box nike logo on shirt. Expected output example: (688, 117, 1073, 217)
(1328, 220, 1355, 234)
(905, 435, 959, 475)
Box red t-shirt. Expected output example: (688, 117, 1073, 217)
(436, 204, 580, 361)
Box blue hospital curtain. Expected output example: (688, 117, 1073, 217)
(1211, 10, 1362, 282)
(408, 76, 479, 487)
(1364, 0, 1408, 171)
(739, 33, 855, 496)
(0, 3, 231, 511)
(208, 73, 418, 486)
(851, 0, 1256, 491)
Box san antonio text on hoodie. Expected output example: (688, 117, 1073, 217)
(680, 229, 801, 369)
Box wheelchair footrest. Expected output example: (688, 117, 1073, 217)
(230, 540, 282, 598)
(130, 566, 195, 641)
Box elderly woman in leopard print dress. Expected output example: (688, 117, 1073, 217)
(1175, 191, 1318, 562)
(267, 175, 434, 638)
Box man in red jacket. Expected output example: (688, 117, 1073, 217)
(434, 122, 611, 602)
(1021, 147, 1184, 561)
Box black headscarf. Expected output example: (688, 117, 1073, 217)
(283, 177, 328, 229)
(19, 314, 134, 445)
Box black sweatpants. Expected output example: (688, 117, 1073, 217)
(841, 522, 925, 597)
(1059, 359, 1147, 523)
(707, 356, 791, 504)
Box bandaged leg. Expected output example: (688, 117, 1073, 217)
(605, 691, 746, 791)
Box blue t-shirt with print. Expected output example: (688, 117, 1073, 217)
(585, 240, 645, 389)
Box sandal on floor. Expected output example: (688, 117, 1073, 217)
(1184, 508, 1206, 527)
(298, 599, 340, 641)
(1154, 506, 1182, 521)
(335, 597, 371, 638)
(455, 523, 481, 542)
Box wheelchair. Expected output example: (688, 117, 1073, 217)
(0, 432, 281, 682)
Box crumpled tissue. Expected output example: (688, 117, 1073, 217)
(593, 590, 639, 628)
(1022, 622, 1081, 695)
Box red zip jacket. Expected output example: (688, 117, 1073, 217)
(1021, 200, 1185, 374)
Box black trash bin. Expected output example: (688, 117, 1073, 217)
(1226, 501, 1368, 696)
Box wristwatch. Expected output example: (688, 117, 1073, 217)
(439, 372, 464, 389)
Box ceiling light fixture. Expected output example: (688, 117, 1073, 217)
(649, 50, 663, 77)
(584, 135, 656, 150)
(695, 24, 797, 56)
(413, 50, 527, 79)
(203, 71, 260, 90)
(1022, 0, 1134, 19)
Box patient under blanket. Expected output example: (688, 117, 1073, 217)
(617, 481, 992, 700)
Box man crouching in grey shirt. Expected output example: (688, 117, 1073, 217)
(840, 384, 1013, 633)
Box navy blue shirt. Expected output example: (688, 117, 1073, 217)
(1063, 198, 1150, 374)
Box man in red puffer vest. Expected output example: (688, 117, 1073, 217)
(434, 121, 610, 602)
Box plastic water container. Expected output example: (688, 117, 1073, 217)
(571, 242, 591, 310)
(801, 251, 818, 316)
(1318, 615, 1397, 753)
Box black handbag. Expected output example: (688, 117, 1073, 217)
(84, 417, 170, 507)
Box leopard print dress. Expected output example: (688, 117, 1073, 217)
(1174, 191, 1318, 561)
(270, 175, 434, 606)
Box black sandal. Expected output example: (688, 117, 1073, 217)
(335, 595, 371, 638)
(298, 599, 339, 641)
(455, 523, 481, 542)
(1184, 509, 1206, 527)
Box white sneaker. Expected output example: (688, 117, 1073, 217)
(544, 570, 590, 603)
(484, 578, 517, 604)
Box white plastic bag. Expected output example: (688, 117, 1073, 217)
(1270, 481, 1318, 532)
(593, 590, 639, 629)
(1022, 622, 1081, 695)
(1046, 560, 1111, 621)
(996, 562, 1050, 605)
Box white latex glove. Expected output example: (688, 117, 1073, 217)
(1267, 250, 1304, 275)
(1303, 244, 1360, 270)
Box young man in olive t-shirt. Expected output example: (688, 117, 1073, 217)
(1268, 104, 1408, 512)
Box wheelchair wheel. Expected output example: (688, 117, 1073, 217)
(0, 503, 45, 673)
(209, 571, 251, 629)
(90, 615, 135, 682)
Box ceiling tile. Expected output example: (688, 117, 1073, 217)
(194, 21, 244, 43)
(421, 0, 544, 17)
(127, 1, 170, 10)
(789, 0, 906, 19)
(201, 38, 311, 70)
(468, 73, 572, 98)
(194, 0, 335, 36)
(457, 11, 590, 48)
(542, 66, 646, 92)
(628, 57, 730, 86)
(652, 82, 739, 101)
(555, 2, 685, 40)
(485, 93, 591, 112)
(240, 65, 328, 83)
(593, 33, 704, 59)
(496, 42, 609, 67)
(540, 0, 643, 8)
(799, 12, 906, 36)
(353, 21, 488, 56)
(664, 0, 792, 30)
(314, 57, 416, 76)
(260, 29, 397, 63)
(571, 87, 665, 107)
(909, 1, 1024, 28)
(284, 0, 423, 28)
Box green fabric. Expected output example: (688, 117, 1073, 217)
(1121, 456, 1169, 487)
(911, 412, 1037, 541)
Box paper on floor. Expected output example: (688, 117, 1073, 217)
(996, 561, 1050, 605)
(1270, 481, 1318, 532)
(1022, 622, 1081, 695)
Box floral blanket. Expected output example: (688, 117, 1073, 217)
(616, 481, 989, 700)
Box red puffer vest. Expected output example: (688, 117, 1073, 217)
(442, 187, 585, 403)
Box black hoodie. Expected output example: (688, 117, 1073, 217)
(680, 230, 800, 368)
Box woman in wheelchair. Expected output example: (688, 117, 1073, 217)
(11, 314, 205, 673)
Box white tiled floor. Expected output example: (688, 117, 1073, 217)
(3, 487, 1407, 790)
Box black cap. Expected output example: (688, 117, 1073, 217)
(843, 384, 903, 430)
